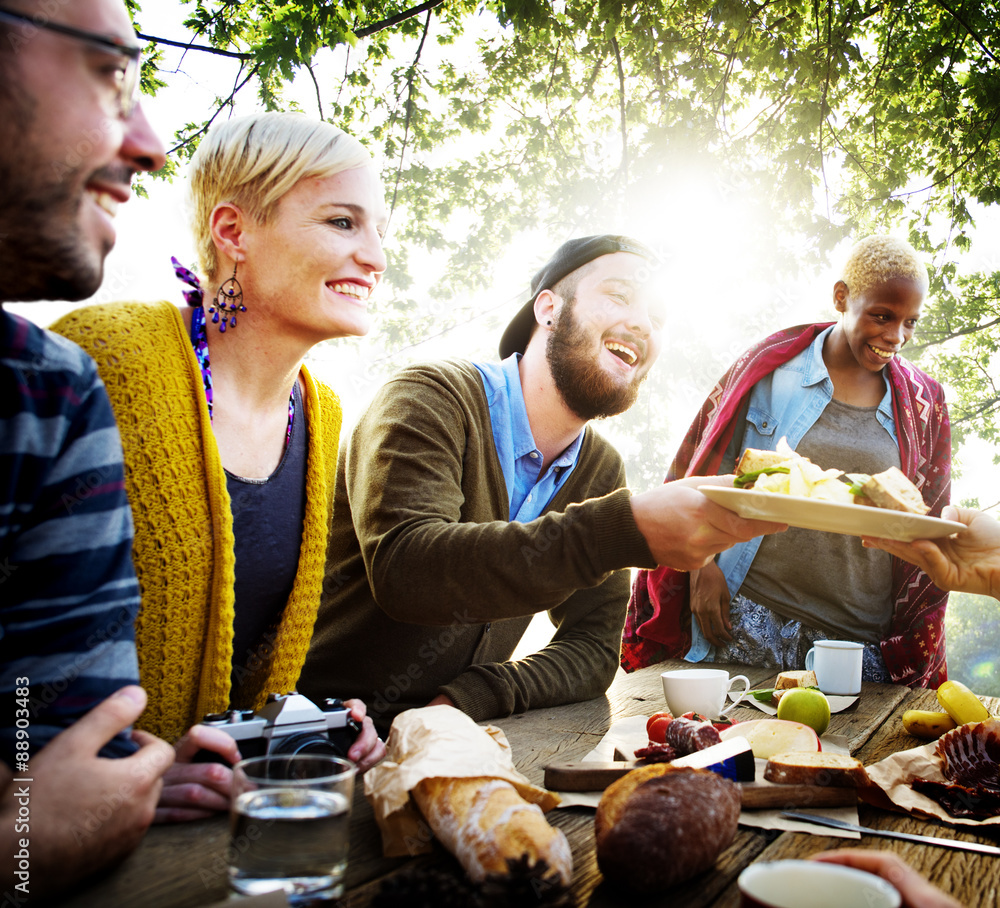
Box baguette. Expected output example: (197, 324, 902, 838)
(412, 776, 572, 886)
(763, 752, 869, 788)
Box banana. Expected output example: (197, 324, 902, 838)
(901, 709, 957, 740)
(936, 680, 992, 726)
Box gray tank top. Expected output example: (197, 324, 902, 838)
(738, 397, 900, 643)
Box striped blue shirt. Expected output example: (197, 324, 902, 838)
(1, 309, 141, 765)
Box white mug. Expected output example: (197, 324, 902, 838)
(661, 668, 750, 719)
(805, 640, 863, 695)
(738, 860, 901, 908)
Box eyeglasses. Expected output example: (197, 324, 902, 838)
(0, 7, 144, 119)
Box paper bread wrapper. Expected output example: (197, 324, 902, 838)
(865, 737, 1000, 827)
(364, 704, 561, 857)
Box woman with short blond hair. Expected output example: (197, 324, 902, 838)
(54, 112, 387, 820)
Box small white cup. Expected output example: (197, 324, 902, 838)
(661, 668, 750, 719)
(805, 639, 863, 695)
(738, 859, 901, 908)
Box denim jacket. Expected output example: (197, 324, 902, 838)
(687, 325, 897, 662)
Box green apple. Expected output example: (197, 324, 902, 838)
(776, 688, 831, 736)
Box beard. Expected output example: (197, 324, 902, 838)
(0, 88, 109, 302)
(546, 298, 647, 420)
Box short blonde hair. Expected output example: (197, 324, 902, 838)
(840, 235, 928, 301)
(190, 112, 373, 279)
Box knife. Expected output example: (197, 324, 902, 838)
(781, 811, 1000, 856)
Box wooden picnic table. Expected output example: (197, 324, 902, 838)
(60, 660, 1000, 907)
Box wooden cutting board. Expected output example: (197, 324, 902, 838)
(542, 761, 858, 809)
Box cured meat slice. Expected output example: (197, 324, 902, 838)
(912, 717, 1000, 820)
(633, 742, 678, 763)
(911, 778, 1000, 821)
(936, 717, 1000, 792)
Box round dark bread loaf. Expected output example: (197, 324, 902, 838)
(594, 765, 740, 892)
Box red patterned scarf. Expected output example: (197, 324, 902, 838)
(622, 323, 952, 688)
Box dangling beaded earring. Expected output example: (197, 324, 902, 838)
(208, 262, 247, 333)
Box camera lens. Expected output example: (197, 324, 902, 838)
(270, 733, 344, 759)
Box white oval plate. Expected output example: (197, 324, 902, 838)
(699, 486, 967, 543)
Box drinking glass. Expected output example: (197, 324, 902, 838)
(228, 754, 356, 903)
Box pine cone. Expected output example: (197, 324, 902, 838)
(477, 857, 575, 908)
(372, 863, 477, 908)
(373, 857, 574, 908)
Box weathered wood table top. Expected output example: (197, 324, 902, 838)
(59, 661, 1000, 907)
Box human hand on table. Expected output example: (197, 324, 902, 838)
(690, 560, 733, 645)
(812, 849, 962, 908)
(862, 505, 1000, 599)
(1, 686, 174, 897)
(155, 723, 240, 823)
(155, 698, 384, 824)
(632, 475, 787, 571)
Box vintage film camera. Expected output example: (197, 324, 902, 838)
(198, 692, 362, 760)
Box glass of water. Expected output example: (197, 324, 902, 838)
(228, 754, 356, 903)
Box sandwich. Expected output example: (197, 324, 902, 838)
(734, 439, 928, 515)
(854, 466, 930, 515)
(750, 669, 819, 707)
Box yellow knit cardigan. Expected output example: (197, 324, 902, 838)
(53, 301, 342, 741)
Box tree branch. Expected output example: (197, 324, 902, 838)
(166, 62, 261, 156)
(306, 62, 324, 120)
(932, 0, 999, 64)
(136, 31, 251, 59)
(355, 0, 445, 39)
(138, 0, 445, 63)
(908, 313, 1000, 352)
(388, 11, 433, 227)
(611, 36, 628, 183)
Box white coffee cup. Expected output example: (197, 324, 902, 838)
(661, 668, 750, 719)
(805, 639, 863, 695)
(738, 859, 901, 908)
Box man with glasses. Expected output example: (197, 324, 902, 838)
(0, 0, 173, 898)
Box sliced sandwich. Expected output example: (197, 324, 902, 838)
(763, 669, 819, 706)
(735, 447, 794, 477)
(734, 441, 929, 514)
(856, 467, 930, 515)
(734, 440, 852, 503)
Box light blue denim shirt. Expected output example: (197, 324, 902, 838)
(474, 353, 583, 522)
(688, 325, 897, 662)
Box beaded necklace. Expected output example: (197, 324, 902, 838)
(172, 257, 295, 448)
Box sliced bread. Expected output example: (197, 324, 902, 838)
(763, 752, 869, 788)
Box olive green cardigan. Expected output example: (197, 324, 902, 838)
(54, 301, 341, 741)
(299, 359, 655, 725)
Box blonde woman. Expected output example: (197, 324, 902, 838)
(54, 112, 387, 820)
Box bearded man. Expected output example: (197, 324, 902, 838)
(299, 235, 784, 725)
